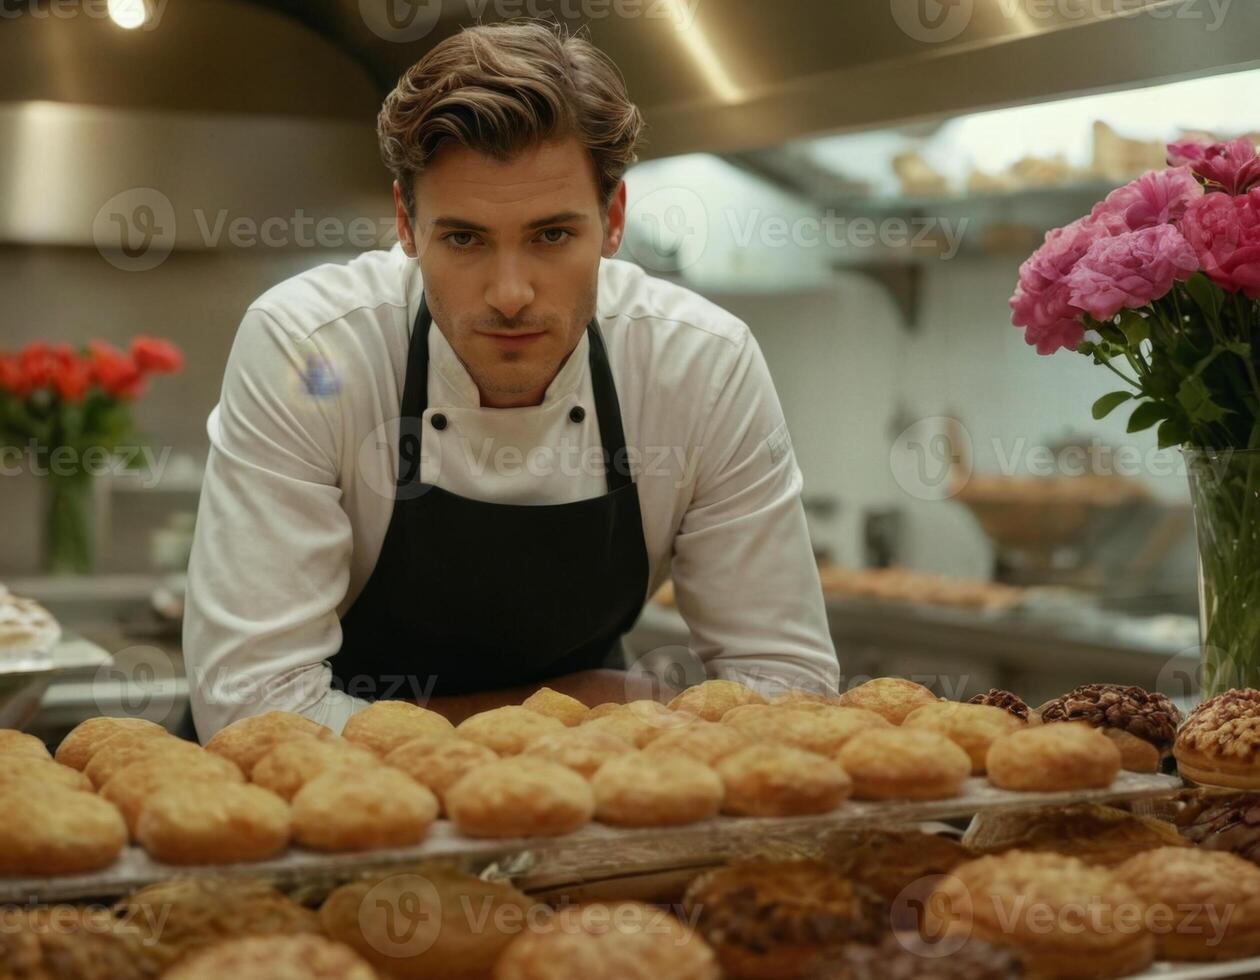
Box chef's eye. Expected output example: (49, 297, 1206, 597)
(537, 228, 573, 246)
(443, 231, 480, 250)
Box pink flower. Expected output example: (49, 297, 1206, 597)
(1065, 225, 1199, 321)
(1167, 137, 1260, 195)
(1090, 167, 1203, 231)
(1180, 188, 1260, 299)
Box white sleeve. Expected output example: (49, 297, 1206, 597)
(183, 308, 368, 741)
(669, 329, 840, 698)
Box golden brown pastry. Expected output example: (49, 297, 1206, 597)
(835, 677, 938, 724)
(291, 767, 438, 852)
(591, 751, 723, 826)
(641, 719, 751, 765)
(769, 689, 842, 709)
(101, 751, 245, 834)
(902, 701, 1024, 774)
(521, 687, 590, 726)
(0, 728, 51, 760)
(251, 736, 381, 801)
(578, 711, 661, 748)
(0, 785, 126, 874)
(926, 852, 1155, 978)
(585, 701, 624, 720)
(55, 715, 167, 770)
(1040, 684, 1182, 772)
(683, 861, 882, 979)
(836, 728, 970, 800)
(0, 754, 93, 792)
(1175, 689, 1260, 789)
(135, 781, 290, 864)
(162, 933, 379, 979)
(986, 721, 1122, 792)
(813, 933, 1023, 979)
(384, 735, 499, 811)
(724, 705, 890, 756)
(455, 705, 565, 755)
(493, 901, 720, 980)
(0, 905, 147, 980)
(1116, 846, 1260, 960)
(321, 865, 536, 980)
(962, 803, 1189, 866)
(341, 700, 455, 756)
(85, 729, 204, 788)
(204, 711, 331, 776)
(446, 756, 593, 837)
(669, 680, 767, 722)
(522, 727, 635, 778)
(717, 744, 851, 817)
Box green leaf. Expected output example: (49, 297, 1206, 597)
(1092, 390, 1134, 420)
(1184, 273, 1221, 321)
(1117, 310, 1150, 346)
(1157, 416, 1190, 449)
(1127, 400, 1171, 433)
(1177, 375, 1232, 424)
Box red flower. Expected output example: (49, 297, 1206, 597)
(52, 357, 92, 403)
(0, 354, 28, 396)
(88, 341, 146, 400)
(130, 336, 183, 374)
(18, 342, 56, 392)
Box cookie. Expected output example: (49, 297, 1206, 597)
(455, 706, 564, 755)
(205, 711, 331, 776)
(0, 785, 125, 874)
(986, 721, 1122, 792)
(522, 728, 635, 779)
(341, 700, 455, 757)
(592, 751, 723, 826)
(446, 756, 593, 838)
(55, 715, 167, 770)
(0, 754, 93, 792)
(0, 729, 51, 760)
(716, 744, 851, 817)
(101, 751, 244, 834)
(1174, 689, 1260, 789)
(162, 934, 379, 980)
(902, 702, 1024, 774)
(669, 680, 766, 722)
(292, 767, 438, 852)
(521, 687, 590, 726)
(135, 781, 290, 864)
(251, 736, 381, 801)
(836, 728, 970, 800)
(836, 678, 938, 725)
(641, 720, 751, 765)
(493, 901, 720, 980)
(384, 736, 499, 810)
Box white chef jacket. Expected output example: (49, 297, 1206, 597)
(184, 243, 838, 739)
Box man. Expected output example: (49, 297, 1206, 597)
(184, 21, 837, 739)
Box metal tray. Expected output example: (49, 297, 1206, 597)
(1137, 960, 1260, 979)
(0, 772, 1182, 904)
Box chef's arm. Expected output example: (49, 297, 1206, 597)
(667, 329, 840, 697)
(184, 308, 370, 741)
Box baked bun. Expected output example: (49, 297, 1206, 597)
(291, 767, 437, 852)
(455, 706, 565, 755)
(0, 785, 125, 874)
(55, 715, 167, 770)
(101, 751, 244, 834)
(205, 711, 331, 776)
(521, 687, 590, 726)
(902, 701, 1024, 774)
(384, 736, 498, 811)
(669, 680, 766, 722)
(162, 934, 380, 980)
(341, 700, 455, 757)
(446, 756, 593, 838)
(716, 744, 851, 817)
(135, 781, 290, 864)
(522, 727, 635, 779)
(986, 721, 1122, 792)
(592, 751, 723, 826)
(0, 728, 51, 760)
(251, 736, 380, 801)
(835, 678, 938, 725)
(836, 728, 970, 799)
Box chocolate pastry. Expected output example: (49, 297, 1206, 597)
(808, 933, 1023, 979)
(1177, 791, 1260, 865)
(968, 689, 1032, 723)
(962, 802, 1189, 866)
(1039, 684, 1182, 772)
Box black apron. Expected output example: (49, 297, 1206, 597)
(330, 294, 650, 702)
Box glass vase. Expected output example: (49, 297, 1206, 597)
(41, 471, 95, 575)
(1185, 447, 1260, 696)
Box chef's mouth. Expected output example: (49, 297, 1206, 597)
(477, 330, 547, 344)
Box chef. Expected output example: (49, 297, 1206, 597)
(184, 21, 838, 740)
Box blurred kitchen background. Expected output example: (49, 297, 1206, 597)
(4, 0, 1257, 736)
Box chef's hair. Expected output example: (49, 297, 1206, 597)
(378, 19, 645, 217)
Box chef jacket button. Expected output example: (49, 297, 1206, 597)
(431, 413, 448, 431)
(569, 406, 586, 423)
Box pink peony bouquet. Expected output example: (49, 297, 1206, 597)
(1010, 137, 1260, 450)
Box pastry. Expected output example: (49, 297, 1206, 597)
(585, 702, 625, 720)
(770, 689, 842, 709)
(902, 702, 1024, 774)
(986, 721, 1122, 792)
(968, 688, 1036, 724)
(85, 731, 208, 788)
(521, 687, 590, 726)
(455, 705, 564, 755)
(102, 751, 245, 834)
(291, 767, 437, 851)
(1116, 846, 1260, 960)
(642, 719, 751, 765)
(446, 756, 593, 837)
(0, 785, 126, 874)
(162, 934, 380, 979)
(320, 865, 536, 980)
(205, 710, 331, 776)
(0, 754, 93, 792)
(384, 735, 498, 810)
(113, 877, 321, 972)
(0, 728, 51, 759)
(522, 727, 635, 778)
(812, 933, 1023, 979)
(669, 680, 767, 722)
(493, 901, 720, 980)
(55, 715, 168, 770)
(926, 851, 1155, 978)
(591, 750, 723, 826)
(683, 860, 882, 979)
(579, 711, 663, 748)
(0, 905, 146, 980)
(0, 589, 60, 656)
(836, 728, 970, 799)
(836, 678, 937, 725)
(135, 781, 290, 864)
(1040, 684, 1181, 772)
(717, 744, 850, 817)
(251, 736, 381, 801)
(341, 700, 455, 756)
(1175, 689, 1260, 789)
(1176, 790, 1260, 865)
(621, 700, 699, 743)
(962, 802, 1189, 866)
(729, 705, 892, 756)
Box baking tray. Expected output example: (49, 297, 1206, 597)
(0, 772, 1182, 904)
(1137, 960, 1260, 979)
(0, 634, 106, 680)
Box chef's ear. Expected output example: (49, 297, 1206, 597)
(394, 181, 418, 258)
(601, 181, 627, 258)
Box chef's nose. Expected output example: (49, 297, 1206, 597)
(484, 256, 535, 321)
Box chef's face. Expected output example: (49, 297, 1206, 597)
(395, 137, 626, 408)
